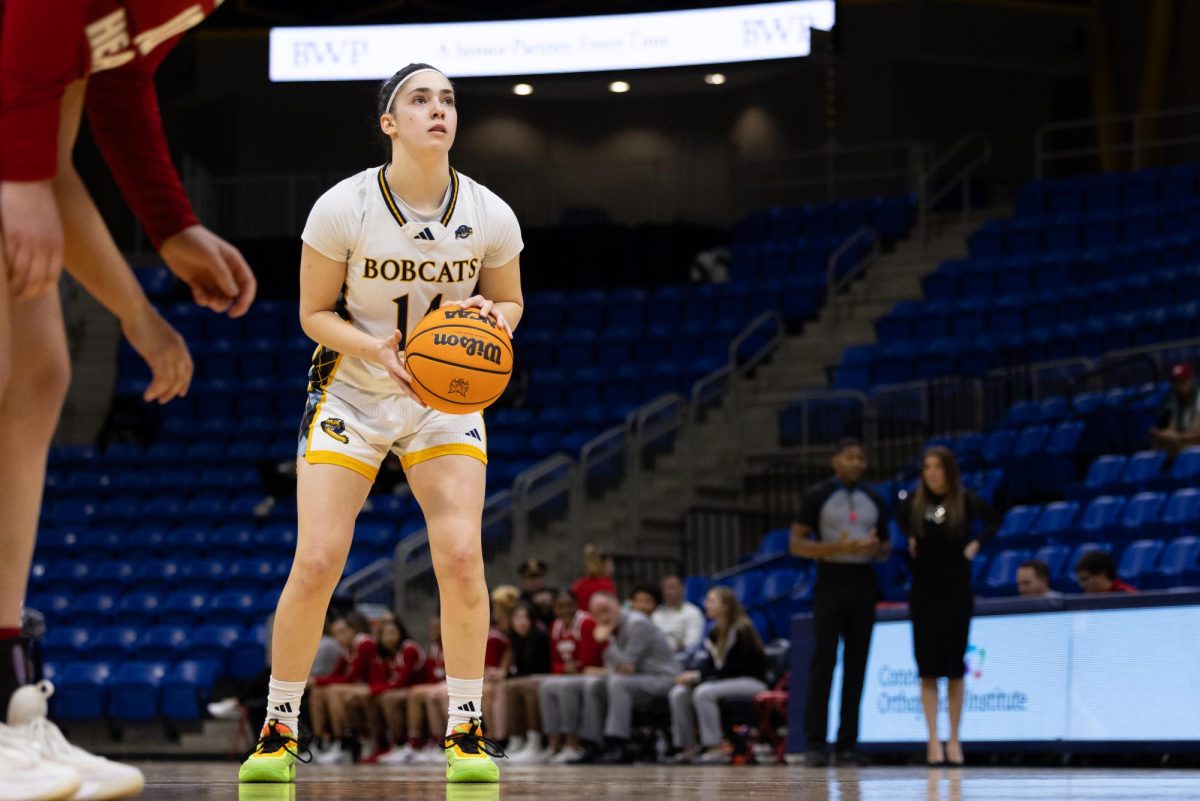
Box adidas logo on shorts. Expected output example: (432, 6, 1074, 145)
(465, 429, 482, 441)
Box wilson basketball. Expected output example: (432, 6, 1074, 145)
(405, 306, 514, 414)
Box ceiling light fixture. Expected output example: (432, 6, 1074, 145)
(512, 83, 533, 96)
(608, 80, 631, 93)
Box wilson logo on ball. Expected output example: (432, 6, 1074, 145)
(432, 333, 503, 365)
(448, 378, 470, 398)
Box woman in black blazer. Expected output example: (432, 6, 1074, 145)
(896, 446, 999, 766)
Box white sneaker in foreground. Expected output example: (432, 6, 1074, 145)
(10, 682, 143, 801)
(313, 741, 351, 766)
(549, 746, 584, 765)
(377, 744, 415, 764)
(0, 720, 81, 801)
(206, 698, 242, 721)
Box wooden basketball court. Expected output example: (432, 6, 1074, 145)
(135, 762, 1200, 800)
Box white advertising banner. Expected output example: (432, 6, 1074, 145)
(268, 2, 835, 82)
(826, 605, 1200, 743)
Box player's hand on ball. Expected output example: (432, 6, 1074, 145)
(376, 329, 426, 407)
(442, 295, 513, 339)
(121, 304, 193, 404)
(0, 180, 65, 301)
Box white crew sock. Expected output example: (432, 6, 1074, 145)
(445, 675, 484, 733)
(264, 676, 306, 735)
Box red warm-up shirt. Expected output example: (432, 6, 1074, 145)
(550, 610, 605, 674)
(485, 627, 509, 669)
(0, 0, 210, 245)
(314, 633, 377, 686)
(421, 641, 445, 685)
(570, 576, 616, 611)
(367, 640, 427, 695)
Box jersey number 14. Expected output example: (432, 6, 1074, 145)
(393, 293, 443, 351)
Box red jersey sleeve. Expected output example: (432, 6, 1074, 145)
(0, 0, 87, 180)
(484, 629, 509, 668)
(575, 615, 606, 669)
(347, 637, 377, 683)
(367, 655, 390, 695)
(84, 47, 198, 248)
(314, 653, 349, 686)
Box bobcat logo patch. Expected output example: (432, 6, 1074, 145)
(320, 418, 350, 444)
(454, 224, 473, 240)
(448, 378, 470, 398)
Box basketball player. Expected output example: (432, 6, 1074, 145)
(1, 4, 255, 799)
(238, 63, 523, 785)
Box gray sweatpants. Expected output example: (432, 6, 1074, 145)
(584, 673, 675, 742)
(669, 677, 768, 749)
(538, 675, 594, 736)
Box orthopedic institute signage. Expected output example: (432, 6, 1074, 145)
(268, 1, 836, 82)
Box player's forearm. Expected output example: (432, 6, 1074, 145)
(300, 310, 387, 362)
(493, 300, 523, 331)
(54, 165, 153, 322)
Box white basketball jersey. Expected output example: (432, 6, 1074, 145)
(301, 164, 522, 394)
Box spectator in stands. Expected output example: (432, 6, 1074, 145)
(1075, 551, 1136, 594)
(571, 544, 617, 610)
(341, 618, 426, 763)
(581, 591, 678, 764)
(1150, 363, 1200, 453)
(518, 558, 557, 626)
(791, 438, 889, 767)
(309, 612, 376, 764)
(652, 575, 706, 656)
(628, 585, 660, 617)
(537, 590, 606, 764)
(500, 604, 551, 761)
(1016, 560, 1061, 598)
(896, 446, 1000, 766)
(668, 586, 768, 764)
(378, 616, 445, 765)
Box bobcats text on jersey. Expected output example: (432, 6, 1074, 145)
(362, 257, 481, 283)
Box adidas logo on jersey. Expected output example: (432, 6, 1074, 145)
(414, 227, 436, 241)
(465, 429, 482, 441)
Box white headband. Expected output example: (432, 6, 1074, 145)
(384, 68, 443, 113)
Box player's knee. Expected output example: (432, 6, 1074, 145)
(435, 541, 484, 587)
(290, 548, 345, 592)
(10, 351, 70, 418)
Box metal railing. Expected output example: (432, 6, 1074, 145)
(625, 393, 688, 548)
(825, 226, 881, 325)
(916, 132, 993, 243)
(1036, 104, 1200, 179)
(511, 454, 576, 559)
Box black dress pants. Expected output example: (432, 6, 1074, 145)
(803, 564, 878, 751)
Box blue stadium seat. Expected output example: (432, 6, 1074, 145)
(161, 660, 218, 722)
(68, 592, 117, 627)
(108, 662, 168, 721)
(139, 626, 190, 662)
(1032, 544, 1071, 578)
(41, 627, 90, 663)
(1061, 494, 1125, 545)
(1142, 536, 1200, 589)
(1108, 491, 1168, 545)
(1151, 487, 1200, 539)
(756, 529, 791, 558)
(1117, 450, 1168, 491)
(716, 571, 763, 607)
(1069, 454, 1127, 498)
(230, 625, 268, 681)
(684, 576, 710, 607)
(133, 560, 179, 592)
(179, 559, 227, 588)
(209, 526, 255, 556)
(995, 505, 1042, 548)
(207, 591, 257, 625)
(1031, 500, 1080, 542)
(1159, 447, 1200, 489)
(45, 560, 92, 590)
(116, 592, 161, 623)
(1116, 540, 1164, 587)
(55, 662, 112, 720)
(982, 429, 1017, 465)
(161, 591, 209, 625)
(982, 549, 1031, 596)
(25, 592, 72, 625)
(90, 626, 139, 663)
(190, 625, 241, 677)
(1028, 420, 1087, 497)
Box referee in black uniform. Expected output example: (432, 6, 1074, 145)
(790, 438, 889, 766)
